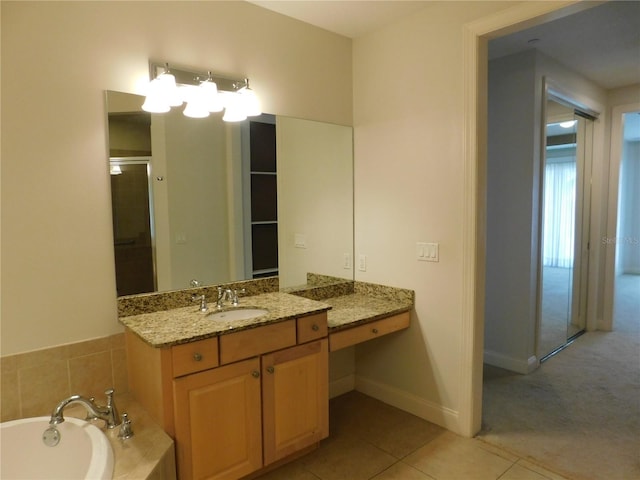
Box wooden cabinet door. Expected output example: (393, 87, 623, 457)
(173, 357, 262, 480)
(261, 338, 329, 465)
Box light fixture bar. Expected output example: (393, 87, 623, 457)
(149, 62, 248, 93)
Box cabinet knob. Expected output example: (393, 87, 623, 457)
(193, 353, 203, 361)
(372, 328, 379, 334)
(312, 324, 319, 331)
(252, 370, 260, 378)
(266, 366, 275, 374)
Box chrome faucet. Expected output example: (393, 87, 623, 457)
(49, 388, 121, 429)
(217, 287, 246, 308)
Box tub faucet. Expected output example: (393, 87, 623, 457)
(49, 388, 121, 429)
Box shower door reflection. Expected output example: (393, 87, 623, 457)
(539, 96, 593, 360)
(110, 159, 156, 296)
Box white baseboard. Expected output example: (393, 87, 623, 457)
(484, 350, 538, 374)
(329, 374, 355, 399)
(354, 375, 461, 434)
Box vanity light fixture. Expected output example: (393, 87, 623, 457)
(142, 62, 261, 122)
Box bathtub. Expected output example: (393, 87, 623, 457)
(0, 416, 114, 479)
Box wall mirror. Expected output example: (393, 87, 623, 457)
(538, 86, 594, 360)
(106, 90, 354, 296)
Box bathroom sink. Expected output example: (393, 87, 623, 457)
(206, 308, 268, 321)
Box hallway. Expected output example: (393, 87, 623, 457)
(479, 274, 640, 480)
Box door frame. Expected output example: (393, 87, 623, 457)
(602, 101, 640, 331)
(460, 0, 594, 437)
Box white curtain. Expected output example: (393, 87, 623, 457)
(543, 159, 576, 268)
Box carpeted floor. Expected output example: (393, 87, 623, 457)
(479, 274, 640, 480)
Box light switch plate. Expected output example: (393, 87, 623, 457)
(417, 242, 439, 262)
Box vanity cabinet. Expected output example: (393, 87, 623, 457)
(125, 311, 329, 480)
(173, 357, 262, 480)
(262, 339, 328, 465)
(173, 338, 328, 480)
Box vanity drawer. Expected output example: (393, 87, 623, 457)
(219, 319, 296, 365)
(297, 312, 328, 344)
(172, 337, 219, 377)
(329, 311, 410, 351)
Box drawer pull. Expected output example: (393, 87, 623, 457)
(252, 370, 260, 378)
(193, 353, 203, 361)
(312, 324, 320, 331)
(372, 328, 379, 334)
(266, 366, 275, 374)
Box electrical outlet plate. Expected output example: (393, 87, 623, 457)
(294, 233, 307, 248)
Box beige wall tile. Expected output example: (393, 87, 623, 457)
(1, 335, 129, 422)
(13, 344, 67, 369)
(109, 333, 125, 350)
(69, 351, 113, 396)
(1, 362, 20, 421)
(67, 336, 111, 358)
(19, 359, 70, 417)
(111, 348, 129, 393)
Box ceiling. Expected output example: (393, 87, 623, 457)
(249, 0, 639, 91)
(248, 1, 432, 39)
(489, 1, 640, 90)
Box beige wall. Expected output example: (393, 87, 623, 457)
(277, 117, 353, 288)
(351, 1, 526, 433)
(1, 1, 351, 355)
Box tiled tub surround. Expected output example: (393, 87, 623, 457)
(59, 395, 176, 480)
(0, 334, 176, 480)
(0, 334, 128, 422)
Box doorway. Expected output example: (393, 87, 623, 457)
(109, 158, 157, 296)
(538, 94, 594, 361)
(612, 111, 640, 330)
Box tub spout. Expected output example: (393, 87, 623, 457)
(49, 388, 121, 429)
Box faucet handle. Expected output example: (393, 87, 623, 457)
(192, 294, 208, 312)
(104, 388, 121, 428)
(232, 288, 246, 306)
(118, 412, 134, 439)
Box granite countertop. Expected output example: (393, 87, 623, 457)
(325, 293, 414, 331)
(120, 292, 331, 348)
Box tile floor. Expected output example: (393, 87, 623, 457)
(257, 391, 571, 480)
